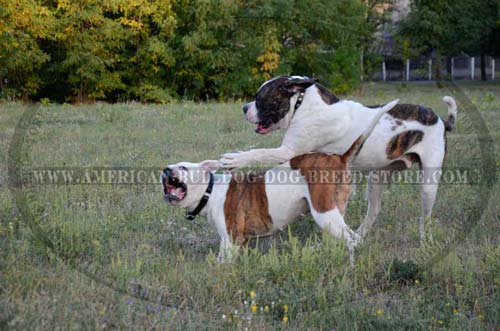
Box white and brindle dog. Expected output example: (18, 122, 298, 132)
(162, 106, 389, 262)
(220, 76, 458, 239)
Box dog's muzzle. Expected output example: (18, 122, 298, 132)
(162, 168, 187, 203)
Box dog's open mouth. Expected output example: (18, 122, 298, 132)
(162, 175, 187, 204)
(256, 122, 272, 135)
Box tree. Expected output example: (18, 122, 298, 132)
(50, 0, 128, 102)
(108, 0, 177, 103)
(360, 0, 394, 80)
(0, 0, 55, 99)
(0, 0, 373, 101)
(398, 0, 498, 81)
(170, 0, 243, 100)
(236, 0, 367, 94)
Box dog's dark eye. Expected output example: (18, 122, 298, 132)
(179, 166, 188, 171)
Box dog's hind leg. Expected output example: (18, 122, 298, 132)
(357, 170, 389, 238)
(418, 147, 445, 241)
(419, 167, 442, 241)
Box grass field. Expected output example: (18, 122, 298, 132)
(1, 82, 500, 330)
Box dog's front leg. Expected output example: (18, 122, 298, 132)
(311, 208, 360, 263)
(217, 238, 239, 263)
(220, 145, 295, 169)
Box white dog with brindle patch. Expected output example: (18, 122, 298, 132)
(162, 106, 389, 262)
(220, 76, 457, 239)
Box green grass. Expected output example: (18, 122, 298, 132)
(1, 81, 500, 330)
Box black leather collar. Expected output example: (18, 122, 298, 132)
(290, 91, 305, 119)
(185, 172, 214, 220)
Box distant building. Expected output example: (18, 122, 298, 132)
(373, 0, 411, 57)
(391, 0, 410, 23)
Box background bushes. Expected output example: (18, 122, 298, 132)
(0, 0, 372, 102)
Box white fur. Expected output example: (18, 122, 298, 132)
(443, 96, 457, 118)
(164, 161, 358, 263)
(244, 101, 258, 124)
(222, 85, 399, 168)
(223, 79, 458, 240)
(352, 98, 456, 239)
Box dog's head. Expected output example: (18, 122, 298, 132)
(161, 160, 219, 210)
(243, 75, 318, 134)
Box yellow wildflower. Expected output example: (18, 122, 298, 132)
(250, 290, 256, 299)
(376, 309, 384, 316)
(282, 316, 288, 323)
(251, 304, 257, 313)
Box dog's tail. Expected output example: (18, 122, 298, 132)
(347, 99, 399, 162)
(363, 99, 399, 141)
(442, 96, 457, 132)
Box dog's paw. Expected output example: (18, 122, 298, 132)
(347, 231, 362, 249)
(220, 152, 250, 169)
(353, 232, 363, 246)
(216, 254, 226, 264)
(355, 227, 366, 240)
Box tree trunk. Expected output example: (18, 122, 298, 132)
(480, 50, 487, 81)
(446, 56, 452, 78)
(78, 73, 86, 103)
(434, 49, 443, 87)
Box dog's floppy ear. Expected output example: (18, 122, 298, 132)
(280, 76, 318, 96)
(200, 160, 221, 172)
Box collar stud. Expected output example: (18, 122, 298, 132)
(291, 91, 305, 119)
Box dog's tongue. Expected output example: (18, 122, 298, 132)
(172, 187, 184, 198)
(165, 185, 185, 202)
(256, 124, 271, 135)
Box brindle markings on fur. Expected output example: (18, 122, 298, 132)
(254, 76, 317, 128)
(443, 131, 449, 163)
(290, 139, 361, 214)
(255, 77, 292, 128)
(316, 84, 339, 105)
(386, 130, 424, 160)
(388, 104, 439, 126)
(368, 104, 439, 126)
(223, 172, 273, 245)
(444, 113, 455, 131)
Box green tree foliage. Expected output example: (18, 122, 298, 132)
(0, 0, 370, 102)
(171, 0, 243, 100)
(397, 0, 498, 80)
(109, 0, 177, 103)
(360, 0, 393, 79)
(0, 0, 55, 99)
(53, 0, 127, 102)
